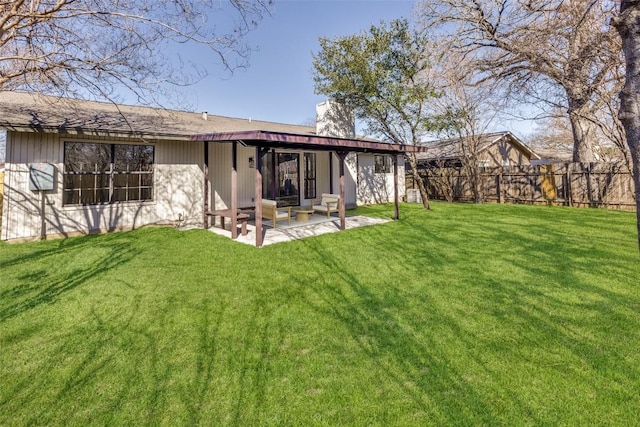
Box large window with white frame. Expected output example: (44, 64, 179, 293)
(63, 142, 154, 205)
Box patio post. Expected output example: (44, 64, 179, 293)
(336, 151, 348, 231)
(231, 141, 238, 239)
(329, 152, 334, 194)
(255, 146, 269, 247)
(203, 141, 210, 228)
(393, 154, 399, 220)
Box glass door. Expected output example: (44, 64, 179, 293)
(261, 152, 300, 207)
(276, 153, 299, 207)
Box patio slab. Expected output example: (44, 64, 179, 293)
(203, 214, 390, 246)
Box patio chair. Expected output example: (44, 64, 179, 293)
(311, 193, 340, 218)
(261, 199, 291, 228)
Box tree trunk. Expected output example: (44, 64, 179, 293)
(568, 104, 596, 163)
(407, 152, 430, 210)
(615, 0, 640, 252)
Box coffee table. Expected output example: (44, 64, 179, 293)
(294, 209, 314, 222)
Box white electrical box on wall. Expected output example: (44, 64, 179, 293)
(29, 163, 55, 191)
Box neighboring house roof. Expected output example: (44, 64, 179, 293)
(0, 91, 427, 154)
(414, 131, 540, 162)
(530, 147, 574, 164)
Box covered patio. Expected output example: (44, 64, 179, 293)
(204, 211, 389, 246)
(192, 130, 424, 247)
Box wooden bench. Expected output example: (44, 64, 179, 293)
(206, 209, 249, 237)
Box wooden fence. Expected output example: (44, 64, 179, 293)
(406, 163, 636, 211)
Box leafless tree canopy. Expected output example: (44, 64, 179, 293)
(0, 0, 272, 102)
(417, 0, 622, 163)
(427, 48, 507, 202)
(613, 0, 640, 252)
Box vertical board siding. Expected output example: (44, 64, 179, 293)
(2, 133, 205, 241)
(344, 153, 357, 207)
(356, 154, 404, 205)
(210, 146, 357, 209)
(237, 146, 256, 208)
(155, 139, 204, 227)
(315, 151, 330, 196)
(210, 142, 231, 210)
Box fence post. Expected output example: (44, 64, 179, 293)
(497, 168, 504, 204)
(586, 162, 595, 208)
(566, 163, 573, 207)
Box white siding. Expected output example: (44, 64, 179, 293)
(155, 139, 204, 227)
(210, 142, 231, 210)
(315, 152, 331, 197)
(237, 146, 257, 208)
(330, 152, 357, 208)
(209, 147, 336, 208)
(2, 133, 204, 241)
(2, 131, 407, 241)
(356, 154, 405, 205)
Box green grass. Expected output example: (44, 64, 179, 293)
(1, 202, 639, 426)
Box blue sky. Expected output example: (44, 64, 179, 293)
(154, 0, 534, 137)
(176, 0, 416, 125)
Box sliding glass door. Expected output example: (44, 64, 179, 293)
(262, 152, 300, 207)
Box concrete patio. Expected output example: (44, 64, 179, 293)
(203, 213, 390, 246)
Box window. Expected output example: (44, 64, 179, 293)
(63, 142, 154, 205)
(304, 153, 316, 199)
(374, 155, 392, 174)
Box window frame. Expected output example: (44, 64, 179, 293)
(374, 154, 393, 174)
(63, 141, 155, 206)
(304, 152, 317, 200)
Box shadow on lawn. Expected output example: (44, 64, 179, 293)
(0, 234, 138, 323)
(292, 205, 640, 424)
(294, 230, 506, 425)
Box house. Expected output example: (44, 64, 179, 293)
(529, 147, 574, 165)
(0, 92, 420, 245)
(410, 131, 540, 169)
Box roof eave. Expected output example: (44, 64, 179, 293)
(192, 130, 428, 154)
(0, 123, 193, 141)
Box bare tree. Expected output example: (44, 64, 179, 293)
(0, 0, 272, 103)
(614, 0, 640, 252)
(528, 112, 575, 152)
(418, 0, 621, 163)
(590, 64, 633, 170)
(427, 49, 505, 203)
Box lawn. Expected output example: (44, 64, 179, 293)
(1, 202, 639, 426)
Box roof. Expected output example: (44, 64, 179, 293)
(0, 91, 315, 139)
(530, 147, 574, 164)
(0, 91, 426, 154)
(415, 132, 540, 161)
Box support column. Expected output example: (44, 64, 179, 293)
(255, 147, 270, 247)
(203, 141, 210, 228)
(231, 141, 238, 239)
(337, 151, 348, 231)
(329, 152, 334, 194)
(393, 154, 399, 220)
